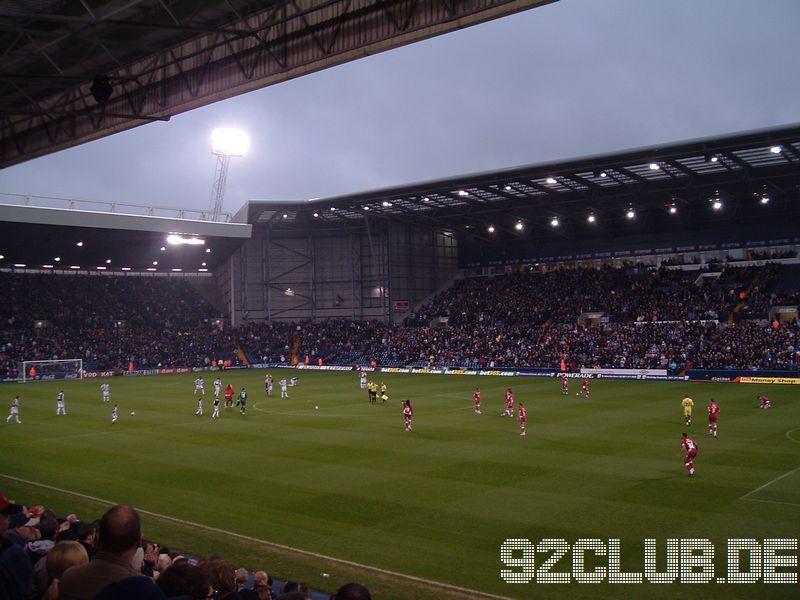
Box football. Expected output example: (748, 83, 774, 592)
(315, 405, 319, 410)
(130, 411, 135, 416)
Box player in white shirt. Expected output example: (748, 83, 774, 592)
(212, 395, 220, 419)
(101, 382, 110, 402)
(279, 378, 288, 398)
(196, 397, 203, 416)
(111, 404, 118, 424)
(7, 396, 21, 423)
(194, 377, 204, 395)
(265, 373, 273, 396)
(289, 376, 298, 387)
(213, 377, 222, 399)
(56, 390, 66, 415)
(359, 371, 367, 389)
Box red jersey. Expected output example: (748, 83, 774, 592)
(474, 390, 481, 404)
(224, 386, 234, 400)
(681, 436, 698, 455)
(562, 376, 568, 389)
(505, 390, 513, 402)
(519, 406, 527, 423)
(403, 405, 412, 418)
(581, 379, 589, 389)
(708, 402, 720, 420)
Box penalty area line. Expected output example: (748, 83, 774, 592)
(740, 466, 800, 502)
(0, 473, 509, 600)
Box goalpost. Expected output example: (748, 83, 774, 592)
(19, 359, 83, 382)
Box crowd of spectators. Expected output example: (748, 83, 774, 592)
(1, 264, 799, 376)
(0, 492, 371, 600)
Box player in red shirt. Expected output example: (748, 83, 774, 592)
(680, 432, 698, 476)
(402, 400, 413, 431)
(561, 375, 569, 396)
(707, 399, 720, 437)
(758, 395, 771, 409)
(580, 378, 590, 398)
(519, 402, 527, 436)
(224, 384, 235, 408)
(502, 388, 514, 417)
(473, 388, 481, 414)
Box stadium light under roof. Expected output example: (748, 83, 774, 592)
(166, 234, 205, 245)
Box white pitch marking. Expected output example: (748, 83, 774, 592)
(0, 473, 510, 600)
(740, 466, 800, 500)
(785, 428, 800, 444)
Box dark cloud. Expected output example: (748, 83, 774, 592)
(2, 0, 798, 215)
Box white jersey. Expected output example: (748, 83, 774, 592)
(194, 378, 204, 392)
(101, 383, 110, 400)
(111, 406, 118, 423)
(213, 379, 221, 397)
(56, 392, 65, 407)
(10, 398, 20, 414)
(279, 379, 287, 390)
(290, 377, 298, 386)
(360, 372, 367, 389)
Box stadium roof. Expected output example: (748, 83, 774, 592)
(244, 122, 800, 243)
(0, 201, 250, 273)
(0, 0, 553, 168)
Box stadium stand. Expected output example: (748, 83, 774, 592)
(1, 263, 798, 376)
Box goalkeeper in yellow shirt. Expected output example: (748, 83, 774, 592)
(681, 395, 694, 426)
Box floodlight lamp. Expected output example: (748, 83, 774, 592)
(211, 128, 250, 156)
(504, 185, 512, 191)
(487, 225, 496, 233)
(669, 205, 678, 214)
(587, 214, 596, 223)
(382, 201, 392, 207)
(712, 200, 723, 210)
(422, 197, 431, 203)
(770, 145, 782, 154)
(313, 212, 319, 218)
(457, 190, 469, 197)
(760, 195, 770, 205)
(514, 221, 524, 231)
(550, 217, 559, 227)
(76, 241, 84, 247)
(626, 208, 636, 219)
(649, 162, 660, 171)
(545, 177, 557, 184)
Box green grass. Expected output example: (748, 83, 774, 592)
(1, 371, 799, 599)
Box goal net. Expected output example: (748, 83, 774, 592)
(19, 359, 83, 382)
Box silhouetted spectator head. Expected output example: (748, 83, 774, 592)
(156, 560, 211, 600)
(335, 582, 371, 600)
(98, 504, 141, 554)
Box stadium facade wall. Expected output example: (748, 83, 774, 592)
(216, 222, 458, 324)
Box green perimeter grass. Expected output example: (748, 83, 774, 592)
(1, 371, 799, 599)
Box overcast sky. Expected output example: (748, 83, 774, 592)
(1, 0, 799, 216)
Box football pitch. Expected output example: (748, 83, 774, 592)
(2, 371, 799, 599)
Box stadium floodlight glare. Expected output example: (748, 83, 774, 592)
(514, 221, 524, 231)
(105, 259, 112, 264)
(712, 199, 723, 210)
(382, 201, 392, 207)
(504, 185, 512, 191)
(457, 190, 469, 196)
(626, 208, 636, 219)
(313, 212, 319, 218)
(147, 267, 156, 271)
(422, 197, 431, 202)
(152, 261, 158, 266)
(198, 268, 208, 272)
(13, 263, 25, 268)
(487, 225, 496, 233)
(760, 195, 770, 205)
(42, 264, 53, 269)
(282, 213, 288, 219)
(54, 257, 60, 262)
(122, 267, 131, 271)
(166, 234, 205, 246)
(70, 265, 80, 269)
(649, 162, 660, 170)
(211, 128, 250, 157)
(587, 213, 596, 223)
(96, 266, 106, 270)
(205, 248, 211, 253)
(201, 262, 207, 267)
(545, 177, 557, 184)
(770, 145, 782, 154)
(0, 254, 4, 260)
(550, 217, 560, 227)
(76, 241, 83, 247)
(669, 204, 678, 214)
